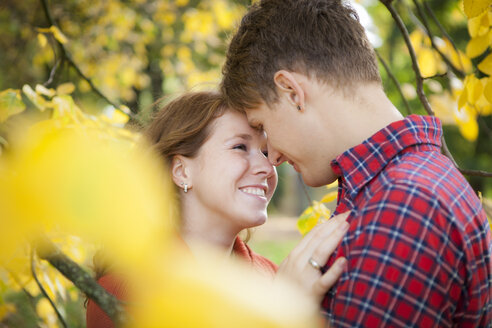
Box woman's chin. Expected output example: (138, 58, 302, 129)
(243, 215, 267, 229)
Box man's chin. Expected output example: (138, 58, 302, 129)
(300, 171, 337, 188)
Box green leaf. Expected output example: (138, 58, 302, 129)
(0, 89, 26, 123)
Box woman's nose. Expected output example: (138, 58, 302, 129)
(253, 151, 276, 178)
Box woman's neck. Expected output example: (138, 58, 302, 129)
(181, 228, 237, 257)
(180, 201, 241, 257)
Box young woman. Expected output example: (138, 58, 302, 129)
(86, 91, 348, 327)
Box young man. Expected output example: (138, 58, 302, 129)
(221, 0, 492, 327)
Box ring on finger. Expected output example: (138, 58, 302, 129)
(308, 257, 322, 271)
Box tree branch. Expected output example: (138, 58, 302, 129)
(44, 56, 63, 88)
(39, 0, 136, 121)
(7, 270, 38, 312)
(35, 236, 127, 326)
(459, 169, 492, 178)
(375, 49, 412, 115)
(380, 0, 492, 179)
(30, 247, 68, 328)
(422, 1, 467, 74)
(423, 73, 448, 80)
(411, 0, 466, 79)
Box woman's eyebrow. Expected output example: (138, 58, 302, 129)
(225, 133, 252, 142)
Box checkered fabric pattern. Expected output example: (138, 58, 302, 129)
(322, 115, 492, 327)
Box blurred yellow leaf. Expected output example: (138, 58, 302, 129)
(326, 180, 339, 189)
(478, 53, 492, 74)
(37, 33, 48, 48)
(467, 75, 484, 104)
(100, 108, 129, 126)
(132, 249, 321, 328)
(458, 116, 479, 141)
(463, 0, 492, 18)
(37, 26, 69, 44)
(56, 82, 75, 95)
(320, 191, 338, 203)
(113, 109, 129, 124)
(51, 26, 68, 44)
(22, 84, 50, 111)
(430, 92, 457, 124)
(161, 44, 175, 57)
(176, 0, 189, 6)
(297, 207, 319, 236)
(409, 30, 423, 54)
(4, 124, 174, 269)
(475, 80, 492, 115)
(36, 298, 57, 326)
(458, 82, 469, 110)
(474, 77, 492, 115)
(468, 13, 484, 37)
(455, 105, 479, 141)
(312, 201, 331, 218)
(35, 84, 56, 98)
(466, 31, 491, 58)
(0, 303, 16, 321)
(177, 46, 192, 60)
(297, 201, 331, 235)
(402, 83, 417, 100)
(484, 77, 492, 104)
(418, 48, 438, 77)
(440, 38, 473, 73)
(0, 89, 26, 123)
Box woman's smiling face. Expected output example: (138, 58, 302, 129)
(186, 110, 277, 230)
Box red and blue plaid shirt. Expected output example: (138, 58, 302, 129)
(323, 115, 492, 327)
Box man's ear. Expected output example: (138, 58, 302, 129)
(273, 70, 305, 110)
(171, 155, 192, 191)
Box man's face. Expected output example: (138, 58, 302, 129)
(245, 99, 337, 187)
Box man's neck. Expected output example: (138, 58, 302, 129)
(314, 82, 404, 158)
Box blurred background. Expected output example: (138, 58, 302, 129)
(1, 0, 491, 326)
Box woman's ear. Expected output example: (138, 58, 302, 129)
(171, 155, 192, 192)
(273, 70, 305, 111)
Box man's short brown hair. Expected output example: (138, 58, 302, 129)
(221, 0, 382, 110)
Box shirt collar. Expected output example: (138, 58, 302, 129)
(331, 115, 442, 200)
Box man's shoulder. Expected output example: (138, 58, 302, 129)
(365, 148, 485, 227)
(375, 149, 469, 199)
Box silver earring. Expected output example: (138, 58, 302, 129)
(184, 183, 188, 193)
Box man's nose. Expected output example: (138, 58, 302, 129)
(267, 143, 287, 166)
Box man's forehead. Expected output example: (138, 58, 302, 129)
(244, 102, 268, 117)
(243, 110, 263, 130)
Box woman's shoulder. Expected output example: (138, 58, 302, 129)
(233, 237, 278, 276)
(86, 274, 128, 328)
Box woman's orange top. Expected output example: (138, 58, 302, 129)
(86, 237, 278, 328)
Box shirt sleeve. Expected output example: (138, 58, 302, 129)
(86, 275, 128, 328)
(327, 182, 482, 327)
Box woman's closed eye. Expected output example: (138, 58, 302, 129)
(233, 143, 248, 151)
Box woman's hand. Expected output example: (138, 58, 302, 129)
(276, 212, 350, 303)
